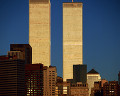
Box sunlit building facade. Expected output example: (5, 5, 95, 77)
(63, 2, 83, 81)
(87, 69, 101, 96)
(43, 66, 57, 96)
(29, 0, 51, 66)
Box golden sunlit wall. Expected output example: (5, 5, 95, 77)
(63, 2, 83, 81)
(29, 0, 51, 66)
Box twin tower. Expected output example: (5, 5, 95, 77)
(29, 0, 83, 81)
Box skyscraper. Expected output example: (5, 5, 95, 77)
(73, 64, 87, 84)
(29, 0, 51, 66)
(63, 2, 83, 81)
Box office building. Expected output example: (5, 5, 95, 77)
(25, 64, 43, 96)
(55, 81, 71, 96)
(70, 82, 89, 96)
(8, 51, 24, 60)
(103, 81, 119, 96)
(63, 2, 83, 81)
(43, 66, 57, 96)
(87, 69, 101, 96)
(29, 0, 51, 66)
(0, 59, 25, 96)
(91, 79, 108, 96)
(73, 64, 87, 84)
(10, 44, 32, 64)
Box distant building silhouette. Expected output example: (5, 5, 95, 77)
(73, 64, 87, 84)
(87, 69, 101, 96)
(0, 59, 25, 96)
(118, 71, 120, 85)
(25, 64, 43, 96)
(10, 44, 32, 64)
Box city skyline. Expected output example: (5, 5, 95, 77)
(0, 0, 120, 81)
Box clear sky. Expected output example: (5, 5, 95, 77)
(0, 0, 120, 81)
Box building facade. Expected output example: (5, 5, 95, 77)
(10, 44, 32, 64)
(87, 69, 101, 96)
(63, 2, 83, 81)
(55, 82, 71, 96)
(8, 51, 24, 60)
(43, 66, 57, 96)
(90, 79, 108, 96)
(103, 81, 119, 96)
(70, 82, 89, 96)
(25, 64, 43, 96)
(0, 59, 25, 96)
(73, 64, 87, 84)
(29, 0, 51, 66)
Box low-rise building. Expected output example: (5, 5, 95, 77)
(70, 82, 89, 96)
(103, 81, 119, 96)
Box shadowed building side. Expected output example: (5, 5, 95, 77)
(0, 59, 25, 96)
(25, 64, 43, 96)
(10, 44, 32, 64)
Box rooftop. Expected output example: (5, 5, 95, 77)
(87, 69, 99, 74)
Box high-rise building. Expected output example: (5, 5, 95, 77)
(25, 64, 43, 96)
(87, 69, 101, 96)
(10, 44, 32, 64)
(0, 59, 25, 96)
(73, 64, 87, 84)
(29, 0, 51, 66)
(43, 66, 57, 96)
(63, 2, 83, 81)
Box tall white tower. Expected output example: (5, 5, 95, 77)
(63, 2, 83, 81)
(29, 0, 51, 66)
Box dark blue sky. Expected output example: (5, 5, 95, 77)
(0, 0, 120, 81)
